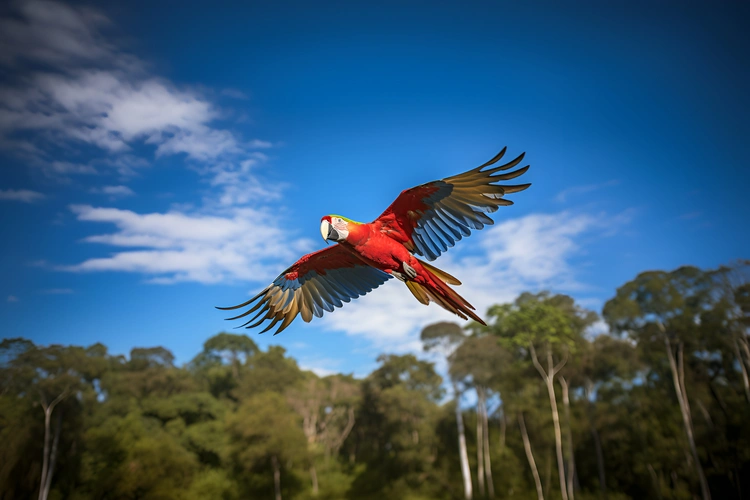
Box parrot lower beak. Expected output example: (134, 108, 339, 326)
(320, 220, 339, 243)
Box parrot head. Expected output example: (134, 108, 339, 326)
(320, 215, 352, 243)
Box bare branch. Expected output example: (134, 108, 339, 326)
(529, 343, 548, 379)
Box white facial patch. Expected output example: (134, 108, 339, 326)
(331, 217, 349, 240)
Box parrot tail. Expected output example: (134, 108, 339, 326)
(404, 259, 487, 326)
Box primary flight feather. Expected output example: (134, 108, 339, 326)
(218, 147, 531, 335)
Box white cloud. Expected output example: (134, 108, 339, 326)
(0, 188, 45, 202)
(63, 205, 314, 284)
(298, 359, 340, 377)
(0, 0, 271, 190)
(0, 0, 115, 67)
(323, 210, 625, 352)
(221, 88, 248, 100)
(49, 161, 97, 175)
(92, 185, 134, 197)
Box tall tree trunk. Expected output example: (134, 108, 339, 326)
(559, 376, 576, 500)
(476, 388, 485, 497)
(499, 410, 507, 453)
(647, 463, 663, 500)
(481, 388, 495, 498)
(310, 464, 319, 496)
(42, 410, 62, 500)
(454, 383, 473, 500)
(734, 340, 750, 404)
(658, 323, 711, 500)
(585, 381, 607, 499)
(272, 455, 282, 500)
(530, 344, 568, 500)
(38, 391, 67, 500)
(332, 407, 356, 456)
(518, 412, 544, 500)
(543, 449, 551, 499)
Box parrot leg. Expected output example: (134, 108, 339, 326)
(391, 271, 407, 282)
(403, 262, 417, 279)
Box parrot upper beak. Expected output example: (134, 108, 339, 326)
(320, 220, 339, 243)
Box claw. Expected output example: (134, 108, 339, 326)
(392, 271, 406, 282)
(403, 262, 417, 279)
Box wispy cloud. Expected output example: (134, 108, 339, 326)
(221, 88, 249, 100)
(0, 188, 45, 202)
(92, 185, 135, 197)
(298, 358, 341, 377)
(0, 0, 271, 194)
(7, 295, 19, 303)
(63, 204, 314, 284)
(555, 180, 619, 203)
(323, 210, 628, 352)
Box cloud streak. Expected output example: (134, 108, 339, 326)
(0, 0, 272, 204)
(64, 204, 314, 284)
(0, 189, 45, 202)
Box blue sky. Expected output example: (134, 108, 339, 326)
(1, 0, 748, 376)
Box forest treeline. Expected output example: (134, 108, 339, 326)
(2, 263, 750, 500)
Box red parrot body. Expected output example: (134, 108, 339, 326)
(333, 218, 485, 324)
(219, 147, 531, 335)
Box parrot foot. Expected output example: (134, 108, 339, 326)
(403, 262, 417, 279)
(392, 271, 406, 282)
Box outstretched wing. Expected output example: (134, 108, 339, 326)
(375, 147, 530, 261)
(217, 245, 391, 335)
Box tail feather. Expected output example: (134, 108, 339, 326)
(418, 258, 461, 285)
(405, 280, 430, 305)
(408, 262, 487, 326)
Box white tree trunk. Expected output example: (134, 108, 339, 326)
(659, 324, 711, 500)
(310, 464, 318, 496)
(41, 411, 62, 500)
(272, 455, 282, 500)
(559, 376, 576, 500)
(454, 383, 473, 500)
(38, 391, 67, 500)
(481, 388, 495, 498)
(476, 388, 485, 497)
(518, 412, 544, 500)
(530, 344, 568, 500)
(734, 340, 750, 404)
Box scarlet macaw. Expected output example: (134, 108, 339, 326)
(219, 147, 530, 334)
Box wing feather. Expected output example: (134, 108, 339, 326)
(217, 245, 391, 335)
(375, 148, 531, 261)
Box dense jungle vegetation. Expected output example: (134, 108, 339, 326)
(2, 263, 749, 500)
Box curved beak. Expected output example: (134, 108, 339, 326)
(320, 220, 339, 244)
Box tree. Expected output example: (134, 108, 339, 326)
(421, 321, 473, 500)
(226, 391, 308, 500)
(287, 372, 360, 496)
(489, 292, 594, 500)
(349, 354, 444, 500)
(604, 267, 716, 500)
(451, 334, 513, 499)
(200, 332, 259, 380)
(573, 334, 639, 498)
(0, 339, 103, 500)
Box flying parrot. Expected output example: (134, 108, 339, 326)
(218, 147, 531, 334)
